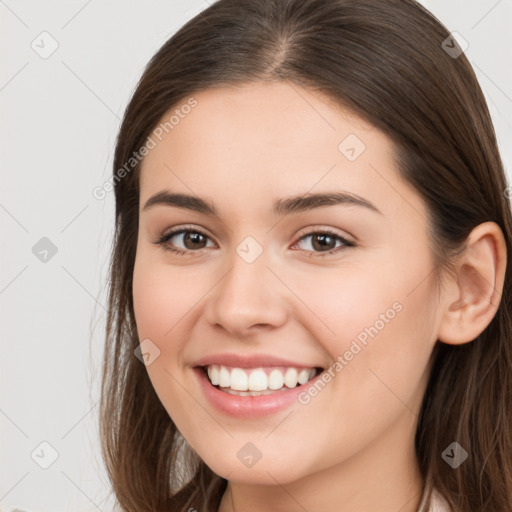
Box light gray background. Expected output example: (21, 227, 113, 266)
(1, 1, 511, 511)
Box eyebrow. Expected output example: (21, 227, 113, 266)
(142, 190, 382, 216)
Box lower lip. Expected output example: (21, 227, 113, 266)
(193, 367, 323, 418)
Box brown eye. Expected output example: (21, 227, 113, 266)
(294, 230, 355, 257)
(310, 233, 337, 251)
(181, 231, 208, 249)
(155, 227, 215, 255)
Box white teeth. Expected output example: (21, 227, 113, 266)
(230, 368, 248, 391)
(207, 365, 219, 385)
(248, 369, 268, 391)
(223, 388, 277, 396)
(268, 369, 284, 390)
(284, 368, 298, 388)
(205, 364, 318, 392)
(218, 366, 230, 387)
(297, 368, 311, 385)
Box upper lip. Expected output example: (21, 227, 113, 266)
(192, 353, 324, 370)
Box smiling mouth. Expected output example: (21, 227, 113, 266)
(199, 365, 324, 396)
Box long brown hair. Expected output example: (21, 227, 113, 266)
(99, 0, 512, 510)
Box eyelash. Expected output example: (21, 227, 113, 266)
(153, 225, 356, 258)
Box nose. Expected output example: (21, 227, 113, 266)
(203, 244, 289, 338)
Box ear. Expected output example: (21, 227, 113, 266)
(437, 221, 507, 345)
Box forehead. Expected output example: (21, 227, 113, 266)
(138, 81, 418, 220)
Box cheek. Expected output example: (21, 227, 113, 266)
(132, 252, 202, 424)
(286, 274, 436, 469)
(299, 243, 436, 356)
(287, 248, 436, 408)
(287, 261, 401, 346)
(132, 250, 202, 342)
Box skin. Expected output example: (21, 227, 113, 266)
(132, 81, 507, 512)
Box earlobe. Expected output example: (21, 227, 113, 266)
(437, 221, 507, 346)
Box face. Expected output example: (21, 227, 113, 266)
(132, 81, 441, 486)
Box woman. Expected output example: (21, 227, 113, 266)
(99, 0, 512, 510)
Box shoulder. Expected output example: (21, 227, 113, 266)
(417, 482, 451, 512)
(429, 488, 451, 512)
